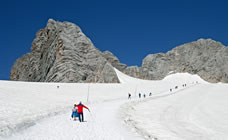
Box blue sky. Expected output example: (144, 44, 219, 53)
(0, 0, 227, 80)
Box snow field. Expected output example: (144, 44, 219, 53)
(6, 99, 143, 140)
(122, 83, 228, 140)
(1, 68, 224, 140)
(0, 81, 132, 137)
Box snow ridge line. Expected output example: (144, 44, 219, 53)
(120, 83, 200, 140)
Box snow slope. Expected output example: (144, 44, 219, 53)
(5, 99, 143, 140)
(0, 81, 132, 137)
(0, 68, 227, 140)
(121, 85, 228, 139)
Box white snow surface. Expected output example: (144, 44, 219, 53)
(0, 68, 227, 140)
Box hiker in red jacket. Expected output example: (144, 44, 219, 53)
(75, 101, 90, 122)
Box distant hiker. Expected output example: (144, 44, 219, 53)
(175, 86, 178, 89)
(143, 94, 146, 98)
(57, 86, 59, 89)
(75, 102, 90, 122)
(139, 93, 141, 98)
(185, 84, 187, 87)
(71, 104, 79, 121)
(170, 88, 172, 92)
(128, 93, 131, 99)
(149, 92, 152, 96)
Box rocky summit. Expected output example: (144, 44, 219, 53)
(10, 19, 228, 83)
(125, 39, 228, 83)
(10, 19, 119, 83)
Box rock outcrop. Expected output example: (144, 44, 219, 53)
(10, 19, 228, 83)
(130, 39, 228, 83)
(10, 19, 119, 83)
(102, 51, 127, 71)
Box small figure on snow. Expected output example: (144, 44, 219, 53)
(71, 104, 79, 121)
(149, 92, 152, 96)
(128, 93, 131, 99)
(75, 101, 90, 122)
(139, 93, 141, 98)
(170, 88, 172, 92)
(143, 94, 146, 98)
(57, 85, 59, 89)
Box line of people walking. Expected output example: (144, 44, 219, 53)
(128, 92, 153, 99)
(128, 81, 199, 100)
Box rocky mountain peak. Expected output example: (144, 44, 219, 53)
(138, 39, 228, 82)
(10, 19, 228, 83)
(10, 19, 120, 83)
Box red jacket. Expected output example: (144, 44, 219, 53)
(75, 104, 89, 113)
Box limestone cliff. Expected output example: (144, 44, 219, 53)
(10, 19, 228, 83)
(133, 39, 228, 83)
(10, 19, 119, 83)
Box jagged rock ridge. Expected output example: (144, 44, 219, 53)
(10, 19, 119, 83)
(10, 19, 228, 83)
(123, 39, 228, 83)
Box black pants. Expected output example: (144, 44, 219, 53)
(78, 113, 84, 122)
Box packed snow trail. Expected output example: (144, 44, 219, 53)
(5, 99, 143, 140)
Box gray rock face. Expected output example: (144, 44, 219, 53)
(137, 39, 228, 83)
(101, 39, 228, 83)
(102, 51, 127, 71)
(123, 66, 141, 78)
(10, 19, 228, 83)
(10, 19, 119, 83)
